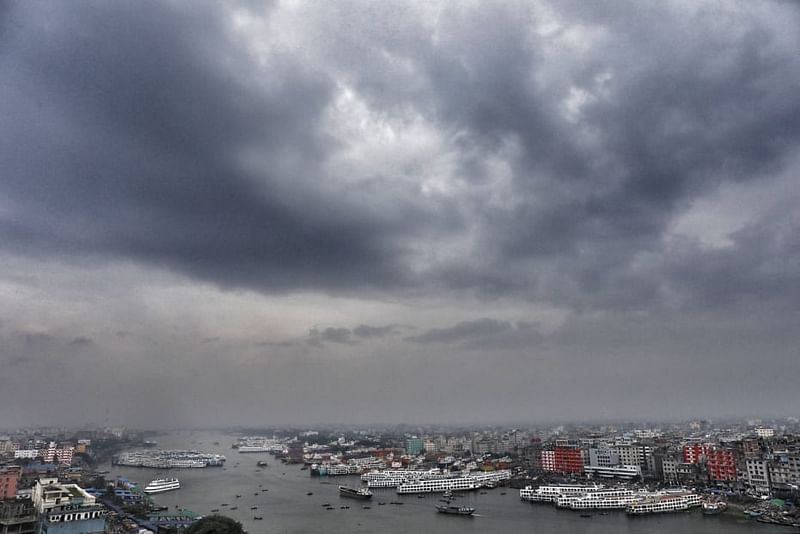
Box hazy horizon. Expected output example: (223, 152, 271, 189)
(2, 1, 799, 429)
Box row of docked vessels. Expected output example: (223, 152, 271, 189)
(115, 450, 226, 469)
(361, 468, 512, 493)
(233, 437, 288, 454)
(396, 470, 512, 494)
(520, 484, 703, 515)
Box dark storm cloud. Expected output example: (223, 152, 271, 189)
(0, 1, 435, 293)
(1, 0, 799, 310)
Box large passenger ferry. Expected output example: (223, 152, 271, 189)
(143, 478, 180, 494)
(557, 488, 639, 510)
(520, 484, 602, 503)
(626, 492, 702, 515)
(397, 476, 480, 494)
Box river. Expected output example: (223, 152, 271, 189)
(101, 430, 785, 534)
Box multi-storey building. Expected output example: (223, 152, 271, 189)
(553, 447, 584, 474)
(588, 448, 619, 468)
(405, 437, 424, 456)
(745, 459, 771, 494)
(705, 447, 737, 482)
(540, 450, 556, 472)
(770, 452, 800, 487)
(0, 499, 37, 534)
(613, 444, 650, 472)
(0, 467, 20, 499)
(32, 478, 106, 534)
(682, 444, 737, 482)
(682, 443, 706, 464)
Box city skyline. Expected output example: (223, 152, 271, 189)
(1, 1, 799, 428)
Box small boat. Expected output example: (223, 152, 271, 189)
(257, 461, 268, 467)
(210, 509, 220, 513)
(580, 514, 592, 518)
(250, 506, 258, 510)
(253, 516, 263, 520)
(220, 503, 228, 507)
(229, 507, 237, 511)
(307, 492, 313, 496)
(703, 501, 727, 516)
(362, 506, 370, 509)
(436, 504, 475, 516)
(235, 494, 241, 498)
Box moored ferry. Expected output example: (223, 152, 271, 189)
(626, 492, 702, 515)
(397, 476, 480, 494)
(520, 484, 602, 503)
(557, 488, 639, 510)
(144, 478, 180, 494)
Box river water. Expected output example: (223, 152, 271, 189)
(101, 430, 783, 534)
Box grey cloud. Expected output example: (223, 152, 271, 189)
(352, 324, 399, 338)
(406, 318, 513, 344)
(1, 0, 799, 427)
(307, 327, 355, 347)
(0, 1, 796, 311)
(69, 336, 93, 346)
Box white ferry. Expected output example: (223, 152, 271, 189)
(325, 464, 361, 476)
(237, 446, 271, 453)
(557, 488, 639, 510)
(144, 478, 180, 494)
(626, 492, 702, 515)
(471, 470, 512, 487)
(397, 476, 480, 494)
(520, 484, 602, 503)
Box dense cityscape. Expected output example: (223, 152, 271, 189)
(2, 418, 800, 532)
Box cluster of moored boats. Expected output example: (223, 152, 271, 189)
(115, 450, 226, 469)
(520, 484, 707, 515)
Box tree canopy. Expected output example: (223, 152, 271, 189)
(184, 514, 245, 534)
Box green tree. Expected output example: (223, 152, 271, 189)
(184, 515, 245, 534)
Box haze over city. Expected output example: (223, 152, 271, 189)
(1, 0, 799, 428)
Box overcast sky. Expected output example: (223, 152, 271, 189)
(1, 0, 799, 429)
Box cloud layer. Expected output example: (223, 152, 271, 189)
(1, 0, 799, 427)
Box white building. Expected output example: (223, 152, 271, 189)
(32, 478, 106, 533)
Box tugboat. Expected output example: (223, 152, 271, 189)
(436, 504, 476, 516)
(338, 486, 373, 500)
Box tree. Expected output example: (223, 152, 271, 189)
(184, 515, 245, 534)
